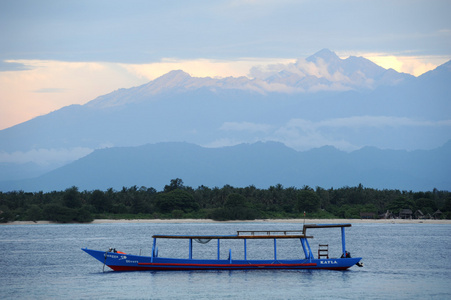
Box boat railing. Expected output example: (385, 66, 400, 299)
(236, 230, 304, 237)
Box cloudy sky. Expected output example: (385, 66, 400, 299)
(1, 0, 450, 130)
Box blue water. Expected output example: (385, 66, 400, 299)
(1, 222, 450, 299)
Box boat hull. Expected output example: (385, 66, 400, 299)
(82, 248, 361, 271)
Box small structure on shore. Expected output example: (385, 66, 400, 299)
(379, 210, 394, 219)
(414, 210, 425, 219)
(399, 209, 413, 219)
(433, 210, 443, 219)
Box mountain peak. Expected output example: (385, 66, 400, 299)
(136, 70, 195, 95)
(151, 70, 192, 86)
(159, 69, 191, 79)
(306, 48, 341, 63)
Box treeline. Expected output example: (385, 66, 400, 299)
(1, 179, 450, 223)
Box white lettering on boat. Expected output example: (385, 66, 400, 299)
(320, 260, 338, 264)
(126, 260, 138, 264)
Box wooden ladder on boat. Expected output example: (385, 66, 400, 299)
(318, 244, 329, 259)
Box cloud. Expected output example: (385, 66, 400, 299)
(0, 147, 93, 166)
(2, 0, 450, 66)
(271, 116, 451, 151)
(281, 116, 451, 137)
(249, 59, 314, 80)
(121, 57, 295, 81)
(218, 116, 451, 152)
(0, 60, 32, 72)
(357, 53, 449, 76)
(313, 116, 451, 128)
(249, 57, 361, 92)
(220, 122, 273, 133)
(202, 138, 248, 149)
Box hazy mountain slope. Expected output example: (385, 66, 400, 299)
(1, 141, 449, 192)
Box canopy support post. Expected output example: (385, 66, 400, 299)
(151, 237, 156, 263)
(300, 238, 308, 259)
(341, 227, 346, 256)
(274, 238, 277, 261)
(217, 239, 220, 260)
(304, 238, 313, 260)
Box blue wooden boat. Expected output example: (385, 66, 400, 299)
(82, 223, 363, 271)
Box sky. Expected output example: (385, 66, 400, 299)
(1, 0, 450, 131)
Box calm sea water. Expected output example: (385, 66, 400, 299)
(1, 222, 450, 299)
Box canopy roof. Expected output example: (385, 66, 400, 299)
(152, 224, 352, 240)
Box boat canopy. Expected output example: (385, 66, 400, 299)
(152, 232, 313, 240)
(152, 224, 352, 240)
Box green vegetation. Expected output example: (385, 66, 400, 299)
(1, 179, 450, 223)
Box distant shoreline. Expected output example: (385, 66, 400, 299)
(3, 218, 451, 225)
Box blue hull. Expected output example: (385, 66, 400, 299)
(82, 248, 362, 271)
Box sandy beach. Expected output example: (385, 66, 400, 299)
(3, 218, 450, 225)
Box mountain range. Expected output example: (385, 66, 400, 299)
(1, 140, 450, 192)
(0, 49, 450, 191)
